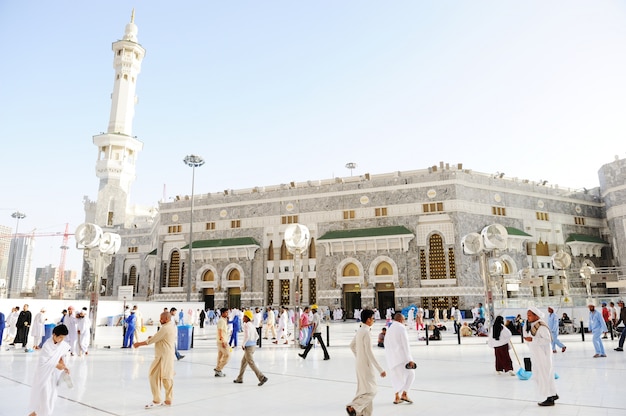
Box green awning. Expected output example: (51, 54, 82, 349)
(318, 226, 413, 240)
(565, 234, 608, 245)
(181, 237, 259, 249)
(147, 248, 157, 255)
(505, 227, 532, 237)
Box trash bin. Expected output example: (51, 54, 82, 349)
(40, 323, 56, 347)
(177, 325, 193, 350)
(107, 316, 115, 327)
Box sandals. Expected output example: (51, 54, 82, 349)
(401, 396, 414, 404)
(346, 406, 356, 416)
(145, 402, 161, 409)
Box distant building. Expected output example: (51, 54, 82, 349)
(6, 236, 34, 298)
(0, 224, 11, 289)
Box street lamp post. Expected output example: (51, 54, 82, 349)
(8, 211, 26, 299)
(183, 154, 205, 302)
(284, 224, 310, 348)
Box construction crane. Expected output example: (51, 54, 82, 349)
(10, 224, 74, 299)
(57, 224, 71, 299)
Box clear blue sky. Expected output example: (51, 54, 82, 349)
(1, 1, 625, 277)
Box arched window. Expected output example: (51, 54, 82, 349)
(428, 234, 447, 279)
(228, 269, 240, 281)
(280, 240, 293, 260)
(203, 269, 214, 282)
(536, 239, 549, 256)
(375, 261, 392, 276)
(129, 265, 137, 293)
(342, 263, 359, 277)
(309, 238, 316, 258)
(168, 251, 181, 287)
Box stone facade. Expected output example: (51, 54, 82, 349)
(87, 17, 626, 313)
(103, 160, 625, 314)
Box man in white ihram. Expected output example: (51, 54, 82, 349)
(385, 312, 415, 404)
(524, 306, 559, 406)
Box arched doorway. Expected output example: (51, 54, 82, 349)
(227, 269, 241, 309)
(342, 262, 361, 319)
(202, 269, 215, 310)
(373, 261, 395, 312)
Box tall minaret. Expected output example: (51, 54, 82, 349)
(92, 10, 145, 228)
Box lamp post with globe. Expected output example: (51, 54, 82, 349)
(75, 223, 121, 347)
(183, 154, 205, 302)
(284, 223, 310, 347)
(461, 224, 509, 328)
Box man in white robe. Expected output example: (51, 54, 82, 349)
(524, 306, 558, 406)
(407, 308, 415, 327)
(64, 306, 78, 355)
(385, 313, 415, 404)
(31, 308, 47, 349)
(263, 307, 276, 340)
(346, 309, 386, 416)
(132, 305, 144, 343)
(28, 324, 71, 416)
(4, 307, 19, 343)
(274, 307, 289, 344)
(76, 311, 91, 355)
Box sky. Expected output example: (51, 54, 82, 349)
(1, 1, 625, 280)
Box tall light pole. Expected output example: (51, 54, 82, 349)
(8, 211, 26, 299)
(345, 162, 357, 176)
(183, 154, 205, 302)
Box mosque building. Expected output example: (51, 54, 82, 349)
(82, 13, 626, 315)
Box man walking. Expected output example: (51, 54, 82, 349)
(233, 310, 268, 386)
(524, 306, 559, 406)
(263, 307, 276, 340)
(65, 306, 78, 355)
(588, 303, 607, 357)
(385, 313, 415, 404)
(12, 304, 32, 348)
(169, 308, 184, 360)
(123, 309, 137, 348)
(4, 307, 19, 343)
(346, 309, 386, 416)
(0, 309, 5, 346)
(215, 308, 231, 377)
(299, 305, 330, 360)
(199, 309, 206, 329)
(253, 307, 263, 346)
(134, 311, 177, 408)
(614, 300, 626, 351)
(547, 307, 566, 353)
(274, 306, 289, 344)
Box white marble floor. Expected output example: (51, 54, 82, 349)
(1, 322, 624, 416)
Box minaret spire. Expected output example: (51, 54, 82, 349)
(90, 15, 145, 228)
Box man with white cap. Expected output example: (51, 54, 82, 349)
(385, 312, 416, 404)
(524, 306, 559, 406)
(547, 307, 566, 353)
(588, 303, 607, 357)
